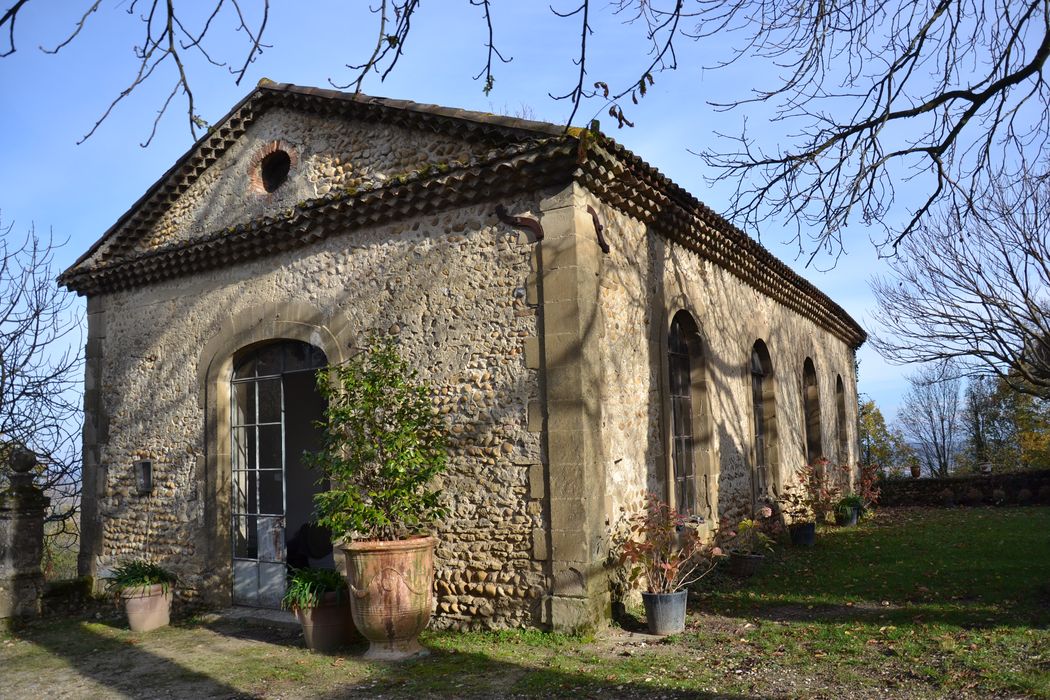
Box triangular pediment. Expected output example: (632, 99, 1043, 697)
(64, 82, 564, 276)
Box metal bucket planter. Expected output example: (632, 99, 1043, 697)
(294, 591, 359, 653)
(788, 522, 816, 547)
(122, 584, 172, 633)
(641, 590, 688, 635)
(727, 551, 766, 578)
(342, 536, 436, 660)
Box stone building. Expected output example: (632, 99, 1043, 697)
(61, 82, 866, 632)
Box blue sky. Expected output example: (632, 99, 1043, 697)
(0, 2, 907, 418)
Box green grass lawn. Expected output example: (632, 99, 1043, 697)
(690, 506, 1050, 697)
(2, 507, 1048, 699)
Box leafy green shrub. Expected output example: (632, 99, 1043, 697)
(719, 508, 777, 555)
(108, 560, 176, 595)
(282, 567, 347, 610)
(308, 336, 447, 541)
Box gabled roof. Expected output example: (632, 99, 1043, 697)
(60, 82, 866, 348)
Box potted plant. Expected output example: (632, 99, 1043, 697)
(108, 560, 176, 633)
(721, 508, 776, 577)
(308, 337, 447, 661)
(777, 485, 816, 547)
(834, 494, 864, 526)
(908, 456, 922, 479)
(799, 459, 842, 525)
(616, 494, 721, 635)
(282, 567, 358, 652)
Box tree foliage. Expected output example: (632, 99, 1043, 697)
(307, 337, 447, 542)
(956, 374, 1050, 472)
(857, 396, 912, 475)
(3, 0, 1046, 255)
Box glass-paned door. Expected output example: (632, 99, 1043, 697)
(231, 341, 326, 608)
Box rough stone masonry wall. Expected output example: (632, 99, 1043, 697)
(83, 195, 550, 630)
(587, 190, 860, 531)
(878, 470, 1050, 507)
(129, 108, 491, 253)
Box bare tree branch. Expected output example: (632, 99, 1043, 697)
(0, 216, 83, 534)
(695, 0, 1050, 256)
(871, 171, 1050, 396)
(470, 0, 512, 96)
(0, 0, 30, 57)
(896, 363, 962, 477)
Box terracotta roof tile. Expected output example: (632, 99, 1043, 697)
(60, 82, 865, 348)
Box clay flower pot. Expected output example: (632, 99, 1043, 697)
(121, 583, 172, 633)
(294, 591, 359, 652)
(342, 535, 437, 660)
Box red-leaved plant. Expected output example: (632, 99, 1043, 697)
(798, 458, 842, 524)
(856, 463, 882, 511)
(617, 494, 722, 594)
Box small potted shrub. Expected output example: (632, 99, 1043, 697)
(309, 336, 447, 660)
(616, 494, 721, 635)
(108, 560, 176, 633)
(799, 459, 841, 525)
(834, 494, 863, 526)
(721, 508, 776, 577)
(282, 567, 357, 652)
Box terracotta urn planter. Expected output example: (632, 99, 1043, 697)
(121, 584, 172, 633)
(342, 535, 437, 660)
(294, 591, 359, 652)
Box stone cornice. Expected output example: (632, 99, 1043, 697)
(578, 139, 867, 348)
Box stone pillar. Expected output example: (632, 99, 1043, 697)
(78, 295, 107, 583)
(0, 447, 49, 622)
(533, 184, 609, 633)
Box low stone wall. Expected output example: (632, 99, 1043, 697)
(879, 470, 1050, 507)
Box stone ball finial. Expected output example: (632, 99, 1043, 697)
(9, 445, 38, 474)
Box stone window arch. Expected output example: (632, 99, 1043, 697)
(665, 311, 715, 520)
(750, 340, 778, 502)
(802, 357, 823, 464)
(836, 374, 849, 462)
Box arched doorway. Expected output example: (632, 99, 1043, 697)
(230, 340, 330, 607)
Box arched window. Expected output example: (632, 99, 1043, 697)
(836, 375, 849, 462)
(750, 340, 777, 501)
(802, 358, 823, 464)
(666, 312, 714, 519)
(231, 339, 329, 607)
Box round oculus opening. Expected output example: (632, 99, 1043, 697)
(260, 150, 291, 193)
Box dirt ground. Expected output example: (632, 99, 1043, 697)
(0, 611, 1030, 700)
